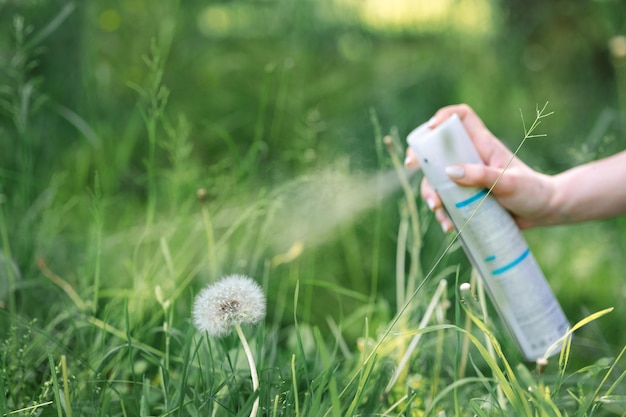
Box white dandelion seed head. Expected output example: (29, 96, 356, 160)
(192, 274, 267, 337)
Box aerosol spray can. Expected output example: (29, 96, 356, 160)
(407, 114, 569, 361)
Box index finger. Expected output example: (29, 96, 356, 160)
(404, 147, 420, 169)
(424, 103, 506, 166)
(428, 104, 487, 134)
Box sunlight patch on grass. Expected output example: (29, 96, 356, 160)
(197, 3, 280, 37)
(98, 9, 121, 32)
(335, 0, 496, 35)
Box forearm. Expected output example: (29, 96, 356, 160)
(547, 151, 626, 224)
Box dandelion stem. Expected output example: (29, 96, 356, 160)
(234, 323, 260, 417)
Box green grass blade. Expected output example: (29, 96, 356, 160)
(23, 2, 76, 51)
(313, 327, 342, 417)
(47, 353, 64, 417)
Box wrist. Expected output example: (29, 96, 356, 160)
(543, 172, 574, 225)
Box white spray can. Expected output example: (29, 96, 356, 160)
(407, 114, 569, 361)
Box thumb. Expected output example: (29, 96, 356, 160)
(445, 164, 511, 194)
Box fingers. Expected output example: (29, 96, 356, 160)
(421, 177, 454, 233)
(427, 104, 509, 166)
(435, 208, 454, 233)
(405, 147, 454, 233)
(428, 103, 486, 133)
(420, 162, 511, 233)
(444, 163, 513, 195)
(405, 147, 419, 169)
(406, 103, 488, 166)
(420, 177, 439, 210)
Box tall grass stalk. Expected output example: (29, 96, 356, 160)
(474, 269, 506, 409)
(155, 282, 172, 409)
(291, 279, 307, 417)
(383, 279, 448, 397)
(326, 316, 353, 359)
(383, 133, 422, 306)
(38, 259, 88, 312)
(290, 353, 300, 417)
(0, 363, 6, 415)
(144, 43, 168, 228)
(90, 171, 103, 313)
(199, 196, 219, 280)
(431, 286, 448, 399)
(344, 330, 377, 417)
(395, 204, 409, 310)
(314, 328, 342, 417)
(47, 353, 64, 417)
(60, 355, 72, 417)
(8, 15, 37, 205)
(593, 346, 626, 414)
(369, 108, 388, 303)
(239, 62, 275, 179)
(457, 277, 474, 379)
(0, 202, 16, 315)
(128, 39, 170, 227)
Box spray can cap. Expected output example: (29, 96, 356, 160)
(406, 113, 483, 188)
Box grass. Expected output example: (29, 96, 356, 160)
(1, 2, 626, 416)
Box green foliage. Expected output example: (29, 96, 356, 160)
(1, 0, 626, 416)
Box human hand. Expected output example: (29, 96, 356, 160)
(405, 104, 556, 231)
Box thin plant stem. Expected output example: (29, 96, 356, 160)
(291, 354, 300, 417)
(90, 171, 103, 314)
(475, 269, 506, 410)
(38, 259, 88, 312)
(201, 204, 219, 279)
(382, 393, 409, 415)
(383, 279, 448, 396)
(384, 134, 422, 301)
(0, 202, 16, 315)
(272, 394, 280, 417)
(234, 323, 260, 417)
(458, 309, 472, 379)
(395, 204, 409, 310)
(47, 354, 64, 417)
(431, 292, 447, 399)
(61, 355, 72, 417)
(3, 401, 54, 416)
(369, 108, 386, 303)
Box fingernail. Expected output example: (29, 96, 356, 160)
(427, 115, 437, 128)
(426, 198, 436, 210)
(404, 156, 411, 167)
(441, 220, 453, 233)
(445, 165, 465, 179)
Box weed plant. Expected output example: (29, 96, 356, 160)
(1, 3, 625, 417)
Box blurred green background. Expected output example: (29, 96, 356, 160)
(1, 0, 625, 359)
